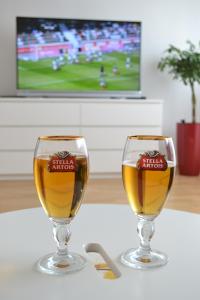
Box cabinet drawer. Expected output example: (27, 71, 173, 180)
(82, 127, 162, 150)
(0, 151, 33, 174)
(0, 127, 80, 150)
(89, 150, 123, 173)
(0, 150, 121, 174)
(0, 103, 80, 126)
(81, 103, 162, 126)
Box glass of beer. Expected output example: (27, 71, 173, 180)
(120, 135, 176, 269)
(34, 136, 88, 275)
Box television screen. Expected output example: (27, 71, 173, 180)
(16, 17, 142, 97)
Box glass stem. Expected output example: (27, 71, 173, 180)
(52, 219, 71, 256)
(137, 216, 155, 255)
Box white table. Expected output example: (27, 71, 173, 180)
(0, 204, 199, 299)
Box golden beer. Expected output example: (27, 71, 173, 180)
(34, 155, 88, 218)
(122, 162, 174, 216)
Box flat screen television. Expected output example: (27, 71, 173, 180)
(16, 17, 142, 98)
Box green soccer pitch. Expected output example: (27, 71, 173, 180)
(18, 51, 140, 91)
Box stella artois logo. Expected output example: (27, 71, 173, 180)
(48, 151, 76, 172)
(137, 150, 168, 171)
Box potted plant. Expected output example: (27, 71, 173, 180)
(158, 41, 200, 175)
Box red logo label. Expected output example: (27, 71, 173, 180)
(137, 150, 167, 171)
(48, 151, 76, 172)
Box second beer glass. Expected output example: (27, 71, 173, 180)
(120, 135, 176, 269)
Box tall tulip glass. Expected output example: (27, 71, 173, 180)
(120, 135, 176, 269)
(34, 136, 88, 275)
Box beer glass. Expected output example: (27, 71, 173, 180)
(120, 135, 176, 269)
(34, 136, 88, 275)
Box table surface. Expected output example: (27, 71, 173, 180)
(0, 204, 199, 300)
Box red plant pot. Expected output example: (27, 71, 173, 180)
(177, 123, 200, 176)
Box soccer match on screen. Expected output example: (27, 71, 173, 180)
(17, 17, 141, 92)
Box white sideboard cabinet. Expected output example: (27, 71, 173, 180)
(0, 97, 163, 177)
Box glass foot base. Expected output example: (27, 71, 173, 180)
(36, 252, 87, 275)
(120, 248, 168, 269)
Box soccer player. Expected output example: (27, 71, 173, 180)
(99, 65, 106, 88)
(126, 56, 131, 69)
(112, 64, 119, 74)
(52, 58, 60, 71)
(58, 48, 65, 65)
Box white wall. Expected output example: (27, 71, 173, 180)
(0, 0, 200, 144)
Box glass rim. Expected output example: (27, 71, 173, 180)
(127, 135, 171, 140)
(38, 135, 84, 141)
